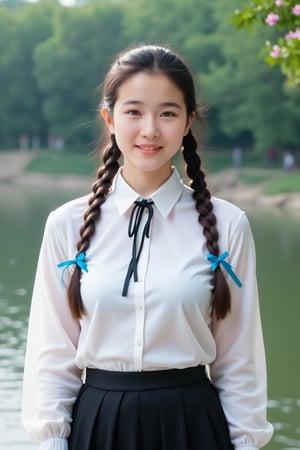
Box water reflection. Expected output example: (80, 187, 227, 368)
(0, 289, 33, 449)
(0, 185, 84, 450)
(0, 185, 299, 450)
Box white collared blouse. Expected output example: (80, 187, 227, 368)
(22, 168, 273, 450)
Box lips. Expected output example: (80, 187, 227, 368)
(136, 144, 162, 153)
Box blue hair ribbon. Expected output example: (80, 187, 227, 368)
(207, 251, 242, 288)
(57, 252, 88, 286)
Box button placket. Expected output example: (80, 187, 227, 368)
(133, 214, 151, 371)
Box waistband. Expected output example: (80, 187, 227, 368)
(85, 365, 207, 391)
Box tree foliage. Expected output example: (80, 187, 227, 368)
(0, 0, 299, 154)
(34, 2, 124, 143)
(233, 0, 300, 85)
(200, 0, 300, 152)
(0, 0, 55, 143)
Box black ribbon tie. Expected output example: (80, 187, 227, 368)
(122, 199, 154, 296)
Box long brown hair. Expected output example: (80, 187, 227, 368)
(67, 45, 231, 321)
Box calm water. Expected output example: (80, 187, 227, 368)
(0, 184, 299, 450)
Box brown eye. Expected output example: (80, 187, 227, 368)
(126, 110, 141, 116)
(161, 111, 177, 117)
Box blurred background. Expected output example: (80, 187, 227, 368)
(0, 0, 299, 449)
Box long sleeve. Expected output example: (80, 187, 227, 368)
(22, 212, 82, 450)
(210, 213, 273, 449)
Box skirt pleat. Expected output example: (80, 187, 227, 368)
(158, 386, 190, 450)
(93, 390, 125, 450)
(68, 367, 234, 450)
(135, 390, 162, 450)
(179, 379, 234, 449)
(68, 384, 106, 450)
(115, 392, 139, 450)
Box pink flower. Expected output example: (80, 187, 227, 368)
(270, 44, 281, 58)
(292, 4, 300, 15)
(266, 12, 280, 25)
(275, 0, 283, 6)
(285, 29, 300, 40)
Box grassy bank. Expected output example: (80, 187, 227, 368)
(263, 171, 300, 195)
(236, 169, 300, 195)
(25, 149, 274, 175)
(23, 149, 300, 195)
(25, 149, 98, 176)
(202, 149, 283, 172)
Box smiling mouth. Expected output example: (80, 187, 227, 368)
(136, 144, 162, 153)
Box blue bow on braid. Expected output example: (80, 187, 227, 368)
(57, 252, 88, 286)
(207, 251, 243, 288)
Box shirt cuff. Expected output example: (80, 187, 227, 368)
(38, 437, 68, 450)
(234, 446, 259, 450)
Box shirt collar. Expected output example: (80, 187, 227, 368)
(111, 167, 184, 218)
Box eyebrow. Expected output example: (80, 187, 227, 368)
(122, 100, 182, 109)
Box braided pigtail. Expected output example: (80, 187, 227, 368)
(182, 130, 231, 319)
(67, 134, 121, 319)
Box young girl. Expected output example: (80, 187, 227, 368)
(22, 45, 273, 450)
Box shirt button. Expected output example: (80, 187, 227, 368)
(137, 305, 143, 311)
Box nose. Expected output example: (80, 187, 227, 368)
(141, 115, 160, 139)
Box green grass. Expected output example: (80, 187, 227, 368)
(238, 172, 273, 185)
(263, 171, 300, 195)
(25, 150, 98, 176)
(202, 150, 282, 173)
(202, 151, 232, 172)
(23, 149, 300, 197)
(202, 152, 300, 196)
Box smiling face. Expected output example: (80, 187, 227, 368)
(102, 72, 194, 195)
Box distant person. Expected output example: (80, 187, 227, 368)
(232, 145, 242, 168)
(31, 136, 40, 150)
(283, 151, 296, 172)
(266, 147, 278, 164)
(22, 45, 273, 450)
(19, 135, 29, 151)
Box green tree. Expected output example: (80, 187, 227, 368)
(34, 2, 125, 145)
(233, 0, 300, 85)
(123, 0, 300, 152)
(123, 0, 219, 73)
(0, 0, 56, 147)
(1, 0, 298, 153)
(200, 0, 300, 152)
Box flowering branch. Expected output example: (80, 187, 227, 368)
(232, 1, 300, 85)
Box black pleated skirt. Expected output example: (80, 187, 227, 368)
(68, 365, 233, 450)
